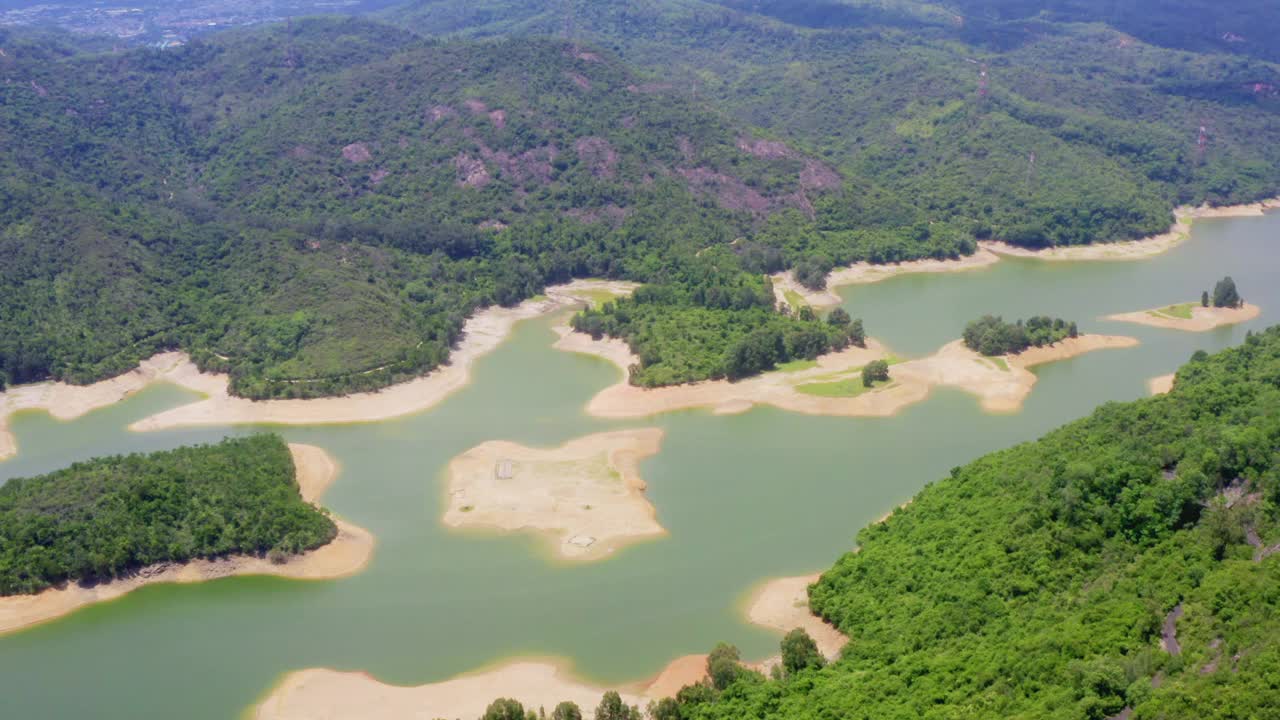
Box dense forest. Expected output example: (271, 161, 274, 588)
(962, 314, 1078, 355)
(478, 327, 1280, 718)
(0, 435, 335, 595)
(2, 0, 1278, 399)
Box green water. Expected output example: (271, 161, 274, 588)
(0, 213, 1276, 718)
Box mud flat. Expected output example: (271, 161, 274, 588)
(1106, 303, 1260, 332)
(0, 281, 636, 451)
(771, 247, 1001, 308)
(443, 429, 666, 561)
(562, 327, 1135, 419)
(1148, 373, 1176, 396)
(0, 444, 372, 636)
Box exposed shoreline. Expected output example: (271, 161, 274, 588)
(981, 197, 1280, 262)
(0, 281, 637, 459)
(771, 247, 1001, 308)
(0, 444, 372, 636)
(442, 429, 667, 561)
(561, 331, 1137, 419)
(1148, 373, 1175, 396)
(1105, 302, 1260, 332)
(251, 571, 848, 720)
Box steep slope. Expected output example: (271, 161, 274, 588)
(1, 20, 875, 397)
(389, 0, 1280, 248)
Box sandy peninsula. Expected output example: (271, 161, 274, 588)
(745, 573, 849, 663)
(1105, 302, 1260, 332)
(771, 247, 1001, 308)
(443, 429, 666, 561)
(0, 444, 372, 636)
(561, 326, 1136, 419)
(1148, 373, 1175, 396)
(0, 281, 636, 456)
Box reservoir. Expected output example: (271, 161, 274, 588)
(0, 211, 1276, 718)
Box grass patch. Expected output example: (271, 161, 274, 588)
(783, 288, 808, 310)
(1153, 302, 1196, 320)
(460, 505, 474, 512)
(777, 358, 819, 373)
(984, 356, 1010, 371)
(797, 378, 894, 398)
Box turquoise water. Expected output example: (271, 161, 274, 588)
(0, 212, 1275, 718)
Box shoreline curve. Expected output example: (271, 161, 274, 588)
(1106, 302, 1260, 332)
(0, 280, 637, 459)
(0, 443, 372, 636)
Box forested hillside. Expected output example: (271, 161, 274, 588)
(2, 20, 934, 397)
(3, 1, 1280, 400)
(391, 0, 1280, 247)
(0, 435, 335, 595)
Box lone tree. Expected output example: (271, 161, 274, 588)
(707, 642, 743, 690)
(483, 699, 528, 720)
(1212, 276, 1242, 308)
(1201, 290, 1210, 307)
(849, 318, 866, 348)
(551, 702, 582, 720)
(781, 628, 826, 676)
(594, 692, 640, 720)
(862, 359, 890, 387)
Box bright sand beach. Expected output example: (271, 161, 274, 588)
(443, 429, 667, 561)
(0, 281, 637, 457)
(1106, 303, 1260, 332)
(0, 444, 372, 636)
(1148, 374, 1176, 396)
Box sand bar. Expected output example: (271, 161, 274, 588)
(564, 328, 1136, 419)
(0, 281, 636, 456)
(1105, 303, 1260, 332)
(443, 429, 666, 561)
(1148, 373, 1175, 396)
(0, 444, 372, 636)
(771, 247, 1001, 308)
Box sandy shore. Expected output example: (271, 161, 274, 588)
(0, 281, 636, 454)
(253, 571, 849, 720)
(565, 330, 1135, 419)
(0, 444, 372, 636)
(1148, 373, 1175, 395)
(1105, 303, 1260, 332)
(0, 352, 224, 461)
(981, 197, 1280, 262)
(771, 247, 1001, 308)
(443, 429, 666, 561)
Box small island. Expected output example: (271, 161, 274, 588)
(443, 429, 667, 561)
(0, 436, 371, 635)
(1106, 276, 1260, 332)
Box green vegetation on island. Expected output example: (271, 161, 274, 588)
(482, 326, 1280, 719)
(963, 314, 1078, 356)
(0, 435, 335, 596)
(1211, 276, 1244, 309)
